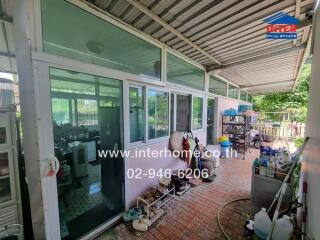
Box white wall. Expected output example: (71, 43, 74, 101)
(125, 131, 206, 206)
(303, 2, 320, 239)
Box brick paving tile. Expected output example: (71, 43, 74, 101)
(96, 149, 261, 240)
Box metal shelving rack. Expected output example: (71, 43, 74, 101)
(222, 115, 251, 160)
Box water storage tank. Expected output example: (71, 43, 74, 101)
(0, 78, 14, 106)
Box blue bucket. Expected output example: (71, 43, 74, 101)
(220, 140, 231, 147)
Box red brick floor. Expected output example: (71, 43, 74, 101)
(96, 149, 260, 240)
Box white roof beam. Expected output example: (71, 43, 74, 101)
(240, 79, 293, 89)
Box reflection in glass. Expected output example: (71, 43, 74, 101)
(52, 98, 71, 126)
(77, 99, 98, 126)
(167, 53, 205, 90)
(129, 87, 144, 142)
(0, 127, 6, 144)
(228, 85, 239, 99)
(148, 90, 169, 139)
(0, 152, 11, 203)
(0, 152, 9, 177)
(207, 99, 215, 145)
(240, 90, 248, 101)
(0, 178, 11, 203)
(209, 76, 227, 96)
(193, 97, 203, 130)
(41, 0, 161, 81)
(50, 68, 124, 239)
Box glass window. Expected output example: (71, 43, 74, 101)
(51, 79, 95, 95)
(167, 53, 205, 91)
(228, 85, 239, 99)
(77, 99, 98, 126)
(209, 76, 227, 96)
(99, 85, 120, 98)
(192, 97, 203, 130)
(51, 98, 71, 125)
(247, 94, 253, 102)
(240, 90, 248, 101)
(0, 128, 7, 144)
(148, 90, 169, 139)
(41, 0, 161, 80)
(0, 152, 11, 203)
(129, 87, 145, 142)
(0, 178, 11, 203)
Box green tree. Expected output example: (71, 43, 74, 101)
(253, 57, 311, 122)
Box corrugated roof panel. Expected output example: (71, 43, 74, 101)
(172, 0, 242, 36)
(251, 82, 294, 94)
(185, 0, 288, 41)
(216, 41, 293, 61)
(108, 1, 131, 16)
(94, 0, 112, 9)
(182, 0, 270, 40)
(191, 0, 312, 46)
(218, 50, 301, 91)
(220, 41, 302, 64)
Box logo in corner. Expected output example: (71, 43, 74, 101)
(264, 12, 300, 40)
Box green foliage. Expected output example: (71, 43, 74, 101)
(295, 137, 305, 148)
(253, 57, 311, 122)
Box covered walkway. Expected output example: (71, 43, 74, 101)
(0, 0, 319, 240)
(97, 149, 259, 240)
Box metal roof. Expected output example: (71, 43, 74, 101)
(0, 0, 315, 95)
(90, 0, 315, 95)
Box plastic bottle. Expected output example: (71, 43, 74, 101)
(254, 208, 271, 239)
(259, 159, 268, 176)
(271, 215, 293, 240)
(267, 159, 276, 178)
(253, 158, 260, 174)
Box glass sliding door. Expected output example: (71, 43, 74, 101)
(49, 68, 124, 239)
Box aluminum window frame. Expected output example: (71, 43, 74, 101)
(128, 84, 146, 146)
(146, 87, 171, 143)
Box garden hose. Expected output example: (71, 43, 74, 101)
(217, 197, 251, 240)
